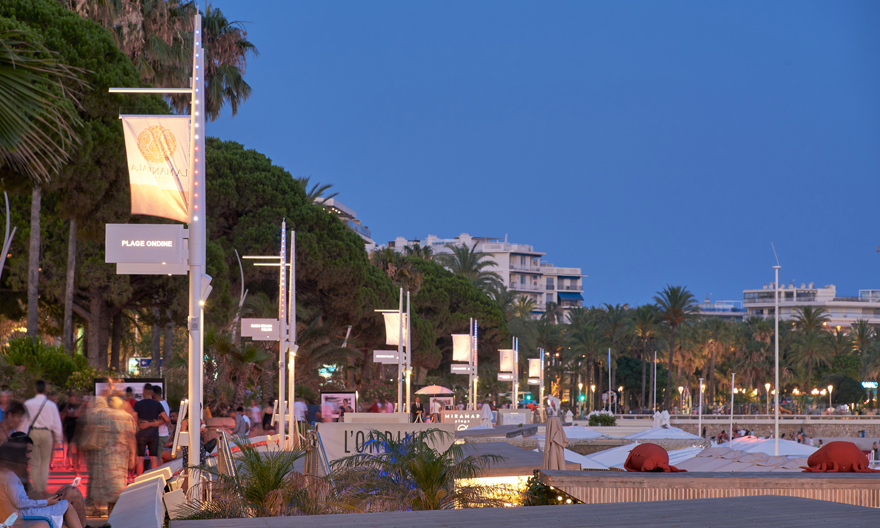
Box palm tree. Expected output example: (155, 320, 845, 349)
(702, 318, 729, 405)
(332, 429, 507, 510)
(654, 285, 697, 411)
(827, 327, 853, 357)
(0, 30, 86, 338)
(369, 248, 423, 293)
(792, 306, 830, 333)
(601, 303, 630, 402)
(403, 243, 433, 260)
(543, 302, 565, 324)
(791, 330, 831, 393)
(851, 319, 874, 355)
(511, 296, 537, 320)
(567, 323, 608, 410)
(632, 305, 659, 408)
(492, 285, 517, 319)
(71, 0, 258, 120)
(295, 176, 339, 204)
(434, 243, 503, 295)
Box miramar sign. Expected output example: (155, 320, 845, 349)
(440, 410, 481, 431)
(316, 422, 455, 462)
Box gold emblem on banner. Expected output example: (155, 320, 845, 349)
(136, 125, 178, 163)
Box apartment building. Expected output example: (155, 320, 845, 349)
(742, 283, 880, 327)
(695, 299, 747, 322)
(387, 233, 585, 321)
(321, 198, 375, 246)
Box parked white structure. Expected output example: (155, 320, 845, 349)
(321, 198, 374, 246)
(387, 233, 585, 320)
(743, 283, 880, 327)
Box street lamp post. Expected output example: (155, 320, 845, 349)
(578, 382, 583, 419)
(765, 382, 771, 415)
(618, 386, 624, 414)
(773, 264, 780, 455)
(678, 386, 684, 414)
(590, 384, 596, 413)
(828, 385, 834, 411)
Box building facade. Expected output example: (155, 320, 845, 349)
(742, 283, 880, 327)
(321, 198, 375, 246)
(387, 233, 585, 321)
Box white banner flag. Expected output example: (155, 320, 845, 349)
(528, 358, 541, 378)
(499, 349, 515, 372)
(451, 334, 472, 362)
(121, 115, 191, 223)
(382, 312, 408, 346)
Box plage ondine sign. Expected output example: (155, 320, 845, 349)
(105, 224, 185, 264)
(316, 422, 455, 462)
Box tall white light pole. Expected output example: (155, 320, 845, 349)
(277, 223, 288, 450)
(774, 264, 781, 456)
(607, 348, 612, 413)
(287, 230, 296, 448)
(397, 288, 403, 414)
(539, 348, 545, 418)
(405, 291, 411, 415)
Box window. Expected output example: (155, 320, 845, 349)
(547, 293, 555, 305)
(520, 275, 526, 284)
(546, 278, 555, 290)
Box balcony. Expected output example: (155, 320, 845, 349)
(509, 282, 543, 292)
(558, 285, 582, 291)
(509, 262, 541, 273)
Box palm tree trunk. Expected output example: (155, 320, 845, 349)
(87, 289, 103, 368)
(164, 309, 173, 374)
(707, 345, 717, 406)
(26, 184, 41, 338)
(110, 309, 123, 371)
(152, 307, 161, 375)
(666, 327, 676, 411)
(62, 219, 76, 353)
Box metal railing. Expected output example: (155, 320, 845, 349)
(509, 282, 542, 292)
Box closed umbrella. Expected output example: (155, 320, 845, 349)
(542, 417, 568, 470)
(415, 385, 453, 395)
(480, 403, 494, 427)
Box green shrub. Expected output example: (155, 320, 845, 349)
(588, 412, 617, 426)
(3, 337, 87, 390)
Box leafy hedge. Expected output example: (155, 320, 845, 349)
(3, 337, 87, 390)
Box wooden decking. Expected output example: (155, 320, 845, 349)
(541, 470, 880, 508)
(169, 495, 880, 527)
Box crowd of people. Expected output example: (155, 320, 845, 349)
(0, 379, 200, 528)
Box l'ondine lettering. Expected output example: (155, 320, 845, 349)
(121, 240, 174, 247)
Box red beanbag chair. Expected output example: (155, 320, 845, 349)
(801, 441, 880, 473)
(624, 443, 686, 472)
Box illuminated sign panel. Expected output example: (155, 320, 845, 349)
(105, 223, 185, 264)
(241, 318, 280, 341)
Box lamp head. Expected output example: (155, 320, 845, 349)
(828, 385, 833, 393)
(765, 383, 771, 391)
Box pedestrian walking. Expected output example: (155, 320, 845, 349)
(86, 396, 136, 516)
(23, 380, 63, 497)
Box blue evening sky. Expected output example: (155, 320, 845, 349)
(205, 1, 880, 307)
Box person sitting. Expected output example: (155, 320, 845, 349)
(0, 402, 25, 445)
(0, 441, 104, 528)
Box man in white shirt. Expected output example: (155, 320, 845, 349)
(23, 380, 63, 497)
(152, 385, 171, 449)
(294, 399, 307, 423)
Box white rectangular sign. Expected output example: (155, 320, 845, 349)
(497, 372, 515, 382)
(373, 350, 400, 364)
(440, 410, 481, 431)
(382, 312, 408, 346)
(452, 334, 472, 362)
(241, 318, 280, 341)
(316, 422, 455, 462)
(499, 349, 515, 372)
(105, 223, 186, 264)
(121, 115, 191, 223)
(528, 377, 540, 385)
(528, 358, 541, 378)
(451, 364, 473, 374)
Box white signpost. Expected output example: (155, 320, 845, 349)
(450, 318, 478, 410)
(109, 13, 207, 488)
(373, 350, 400, 364)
